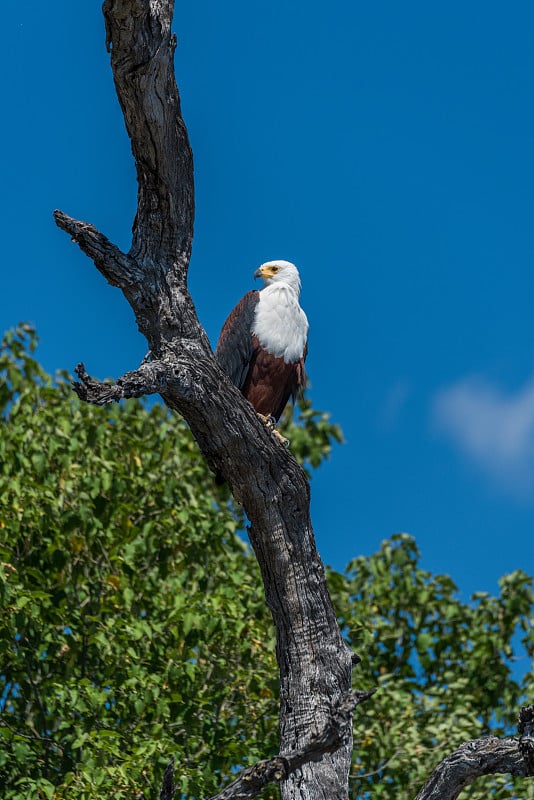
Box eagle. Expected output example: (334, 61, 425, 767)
(216, 260, 309, 438)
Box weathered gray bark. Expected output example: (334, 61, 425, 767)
(55, 2, 534, 799)
(55, 2, 355, 799)
(205, 691, 373, 800)
(413, 734, 533, 800)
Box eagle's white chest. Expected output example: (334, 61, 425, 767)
(252, 284, 308, 363)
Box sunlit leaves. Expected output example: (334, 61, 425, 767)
(328, 534, 534, 799)
(0, 326, 532, 800)
(280, 394, 343, 473)
(0, 325, 278, 799)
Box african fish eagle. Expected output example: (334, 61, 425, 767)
(216, 260, 309, 430)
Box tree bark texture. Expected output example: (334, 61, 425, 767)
(56, 2, 355, 798)
(413, 734, 533, 800)
(55, 3, 534, 799)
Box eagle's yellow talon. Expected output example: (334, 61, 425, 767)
(273, 430, 290, 447)
(256, 413, 289, 446)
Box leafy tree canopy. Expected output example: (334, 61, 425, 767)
(0, 325, 532, 799)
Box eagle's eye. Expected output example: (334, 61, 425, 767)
(271, 265, 279, 273)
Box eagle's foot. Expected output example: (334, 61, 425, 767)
(273, 429, 290, 447)
(257, 414, 290, 447)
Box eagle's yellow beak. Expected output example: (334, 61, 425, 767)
(254, 264, 278, 280)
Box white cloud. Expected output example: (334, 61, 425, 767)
(379, 380, 411, 430)
(432, 374, 534, 496)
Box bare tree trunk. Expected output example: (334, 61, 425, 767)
(54, 3, 534, 798)
(55, 1, 355, 798)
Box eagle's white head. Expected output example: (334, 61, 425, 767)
(254, 260, 301, 296)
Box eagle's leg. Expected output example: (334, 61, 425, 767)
(257, 413, 290, 447)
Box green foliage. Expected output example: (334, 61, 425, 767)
(327, 534, 534, 798)
(0, 325, 280, 799)
(0, 325, 533, 799)
(281, 394, 343, 474)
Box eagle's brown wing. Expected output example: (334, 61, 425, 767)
(215, 291, 259, 390)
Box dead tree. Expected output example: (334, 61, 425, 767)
(54, 2, 534, 798)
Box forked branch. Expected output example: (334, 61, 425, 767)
(72, 361, 168, 405)
(53, 210, 142, 290)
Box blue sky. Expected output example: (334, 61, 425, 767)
(2, 2, 534, 598)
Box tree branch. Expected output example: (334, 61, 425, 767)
(53, 210, 142, 290)
(413, 706, 534, 800)
(210, 691, 368, 800)
(519, 705, 534, 773)
(160, 758, 175, 800)
(72, 361, 168, 404)
(69, 358, 312, 511)
(102, 0, 194, 275)
(159, 692, 375, 800)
